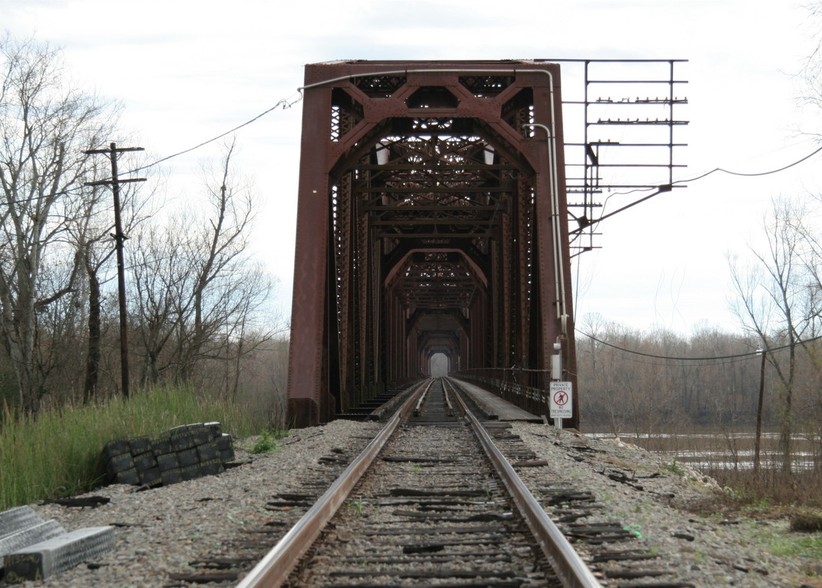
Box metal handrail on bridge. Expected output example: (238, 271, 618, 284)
(455, 367, 552, 416)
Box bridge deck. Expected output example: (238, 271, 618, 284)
(453, 379, 542, 423)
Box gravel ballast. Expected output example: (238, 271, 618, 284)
(5, 419, 820, 587)
(511, 423, 822, 587)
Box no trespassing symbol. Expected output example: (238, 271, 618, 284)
(549, 381, 573, 419)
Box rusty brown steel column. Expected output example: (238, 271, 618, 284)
(530, 77, 578, 426)
(286, 72, 333, 427)
(286, 61, 578, 428)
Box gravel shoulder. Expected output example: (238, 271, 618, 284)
(5, 419, 821, 587)
(512, 422, 822, 588)
(13, 420, 382, 587)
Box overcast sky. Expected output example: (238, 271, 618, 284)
(3, 0, 821, 336)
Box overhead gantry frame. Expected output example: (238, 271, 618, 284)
(287, 61, 578, 428)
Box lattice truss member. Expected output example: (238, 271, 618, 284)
(287, 60, 686, 428)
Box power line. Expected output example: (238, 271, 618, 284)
(126, 92, 303, 174)
(112, 88, 818, 188)
(577, 329, 822, 362)
(571, 143, 822, 235)
(11, 93, 296, 187)
(673, 144, 822, 184)
(578, 329, 759, 361)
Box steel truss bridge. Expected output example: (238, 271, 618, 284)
(286, 60, 687, 430)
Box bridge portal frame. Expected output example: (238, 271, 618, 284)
(287, 60, 578, 428)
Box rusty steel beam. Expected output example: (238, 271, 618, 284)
(287, 61, 578, 428)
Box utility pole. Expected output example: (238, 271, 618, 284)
(753, 348, 767, 476)
(85, 143, 145, 398)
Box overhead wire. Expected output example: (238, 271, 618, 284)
(577, 329, 822, 363)
(100, 83, 821, 187)
(0, 92, 304, 207)
(0, 90, 815, 239)
(5, 79, 817, 257)
(673, 144, 822, 184)
(572, 143, 822, 332)
(572, 142, 822, 235)
(125, 91, 303, 175)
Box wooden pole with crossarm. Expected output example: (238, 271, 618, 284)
(84, 143, 145, 398)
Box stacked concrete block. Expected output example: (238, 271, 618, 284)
(3, 526, 114, 584)
(0, 506, 113, 584)
(101, 422, 235, 488)
(0, 507, 64, 564)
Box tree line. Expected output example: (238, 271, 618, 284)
(578, 195, 822, 474)
(0, 35, 287, 420)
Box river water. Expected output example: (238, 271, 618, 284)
(587, 431, 820, 472)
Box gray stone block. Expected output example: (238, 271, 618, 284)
(0, 520, 65, 559)
(0, 506, 42, 539)
(3, 526, 114, 583)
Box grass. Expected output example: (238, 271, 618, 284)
(634, 436, 822, 577)
(665, 458, 685, 476)
(617, 429, 822, 561)
(617, 429, 822, 513)
(708, 468, 822, 513)
(768, 533, 822, 559)
(348, 499, 367, 515)
(250, 430, 283, 454)
(0, 386, 278, 511)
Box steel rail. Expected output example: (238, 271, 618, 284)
(235, 379, 432, 588)
(446, 379, 602, 588)
(443, 385, 454, 416)
(413, 383, 430, 416)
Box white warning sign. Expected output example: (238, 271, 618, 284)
(549, 381, 573, 419)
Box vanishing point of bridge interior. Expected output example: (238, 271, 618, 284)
(285, 59, 686, 430)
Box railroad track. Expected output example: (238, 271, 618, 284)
(236, 379, 600, 587)
(164, 377, 698, 587)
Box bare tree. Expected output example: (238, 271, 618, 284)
(799, 2, 822, 120)
(129, 141, 274, 392)
(129, 223, 187, 386)
(796, 200, 822, 336)
(729, 198, 816, 472)
(175, 140, 260, 382)
(0, 35, 118, 413)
